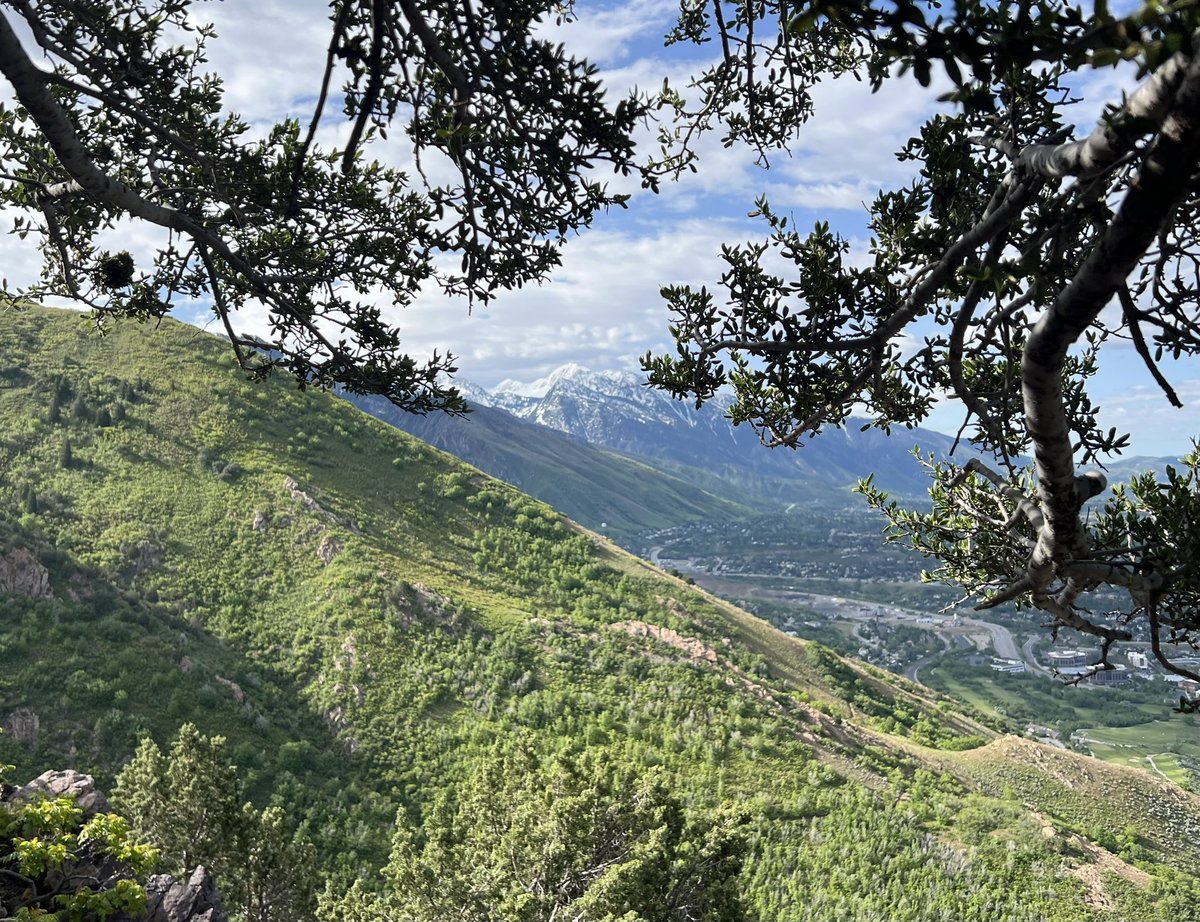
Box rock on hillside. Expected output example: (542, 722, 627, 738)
(2, 770, 229, 922)
(0, 547, 53, 599)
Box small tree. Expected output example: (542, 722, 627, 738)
(113, 724, 242, 876)
(113, 724, 316, 922)
(47, 383, 64, 424)
(20, 483, 37, 515)
(69, 394, 88, 422)
(234, 804, 318, 922)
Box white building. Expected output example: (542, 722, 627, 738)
(1047, 649, 1090, 669)
(1127, 651, 1151, 670)
(1089, 665, 1131, 686)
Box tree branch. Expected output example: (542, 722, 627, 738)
(1118, 285, 1183, 407)
(289, 0, 353, 211)
(1022, 44, 1200, 584)
(1018, 35, 1194, 179)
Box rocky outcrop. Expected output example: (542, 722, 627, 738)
(12, 769, 110, 814)
(317, 535, 343, 563)
(284, 476, 359, 535)
(214, 675, 245, 704)
(137, 867, 228, 922)
(129, 539, 163, 578)
(0, 547, 52, 599)
(1, 706, 40, 744)
(609, 620, 720, 664)
(283, 476, 329, 517)
(3, 772, 230, 922)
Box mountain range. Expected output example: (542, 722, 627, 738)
(356, 364, 963, 544)
(476, 363, 966, 495)
(359, 364, 1184, 548)
(2, 308, 1198, 920)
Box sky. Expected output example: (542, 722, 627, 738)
(2, 0, 1199, 457)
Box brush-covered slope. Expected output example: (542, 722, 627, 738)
(353, 394, 749, 544)
(1, 307, 1198, 920)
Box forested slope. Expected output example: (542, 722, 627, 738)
(1, 307, 1198, 919)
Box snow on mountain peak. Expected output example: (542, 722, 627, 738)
(451, 378, 495, 408)
(491, 363, 636, 399)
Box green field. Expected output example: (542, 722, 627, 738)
(1079, 722, 1200, 786)
(923, 661, 1199, 789)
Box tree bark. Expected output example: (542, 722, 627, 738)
(1022, 46, 1200, 592)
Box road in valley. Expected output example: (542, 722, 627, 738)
(648, 547, 1046, 678)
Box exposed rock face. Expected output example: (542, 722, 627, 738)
(610, 620, 720, 664)
(12, 769, 110, 815)
(130, 539, 163, 577)
(138, 867, 229, 922)
(214, 675, 246, 704)
(286, 475, 359, 534)
(0, 547, 52, 599)
(283, 476, 325, 514)
(2, 707, 40, 744)
(317, 535, 343, 563)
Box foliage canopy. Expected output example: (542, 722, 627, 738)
(0, 0, 647, 411)
(644, 1, 1200, 682)
(113, 724, 317, 922)
(325, 734, 748, 922)
(1, 745, 158, 922)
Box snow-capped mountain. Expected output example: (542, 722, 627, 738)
(352, 364, 1172, 546)
(347, 364, 973, 547)
(486, 364, 725, 451)
(479, 363, 957, 495)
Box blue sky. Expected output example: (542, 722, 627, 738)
(2, 0, 1198, 457)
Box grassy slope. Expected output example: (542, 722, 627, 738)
(1, 307, 1198, 918)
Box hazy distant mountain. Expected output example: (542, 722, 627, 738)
(358, 365, 1182, 543)
(482, 364, 961, 497)
(349, 364, 974, 547)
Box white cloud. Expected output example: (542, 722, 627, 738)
(535, 0, 680, 66)
(351, 218, 745, 388)
(187, 0, 332, 124)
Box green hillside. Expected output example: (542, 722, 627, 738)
(355, 394, 752, 545)
(1, 306, 1198, 919)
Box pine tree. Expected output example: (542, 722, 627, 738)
(47, 377, 69, 424)
(343, 736, 748, 922)
(233, 805, 318, 922)
(113, 725, 317, 921)
(113, 724, 242, 876)
(59, 438, 73, 469)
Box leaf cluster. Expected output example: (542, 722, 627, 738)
(0, 778, 156, 921)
